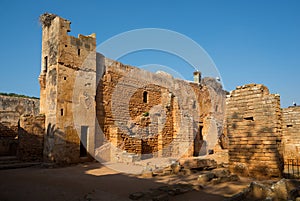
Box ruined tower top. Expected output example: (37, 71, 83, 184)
(38, 13, 97, 114)
(39, 13, 59, 28)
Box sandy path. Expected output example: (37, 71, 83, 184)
(0, 162, 250, 201)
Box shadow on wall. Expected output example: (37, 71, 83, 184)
(44, 122, 95, 165)
(17, 117, 45, 162)
(0, 123, 18, 156)
(229, 112, 283, 178)
(43, 123, 64, 163)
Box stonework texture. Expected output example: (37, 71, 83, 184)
(94, 59, 226, 162)
(39, 14, 97, 164)
(226, 84, 283, 178)
(2, 13, 300, 179)
(37, 14, 226, 164)
(18, 114, 45, 161)
(0, 95, 39, 156)
(282, 106, 300, 160)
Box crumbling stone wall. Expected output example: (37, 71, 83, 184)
(282, 106, 300, 160)
(0, 95, 39, 156)
(38, 14, 226, 164)
(226, 84, 283, 178)
(0, 95, 39, 128)
(97, 63, 177, 160)
(18, 114, 45, 161)
(95, 58, 226, 162)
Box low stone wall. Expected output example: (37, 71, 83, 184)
(0, 95, 39, 126)
(18, 114, 45, 161)
(0, 95, 40, 156)
(226, 84, 283, 178)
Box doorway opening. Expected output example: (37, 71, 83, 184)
(80, 126, 88, 157)
(193, 125, 204, 156)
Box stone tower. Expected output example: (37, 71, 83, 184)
(39, 13, 97, 164)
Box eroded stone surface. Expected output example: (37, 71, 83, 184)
(226, 84, 283, 178)
(179, 158, 218, 170)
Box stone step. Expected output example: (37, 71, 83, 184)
(0, 159, 20, 165)
(0, 156, 40, 170)
(0, 156, 17, 162)
(0, 162, 40, 170)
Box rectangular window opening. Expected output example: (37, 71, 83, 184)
(287, 125, 293, 128)
(44, 56, 48, 73)
(78, 49, 81, 56)
(192, 101, 196, 109)
(60, 109, 64, 116)
(244, 116, 254, 121)
(64, 76, 67, 80)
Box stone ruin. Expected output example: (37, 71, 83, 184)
(34, 13, 226, 165)
(226, 84, 300, 178)
(0, 13, 299, 181)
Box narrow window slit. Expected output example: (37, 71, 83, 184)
(143, 91, 148, 103)
(44, 56, 48, 73)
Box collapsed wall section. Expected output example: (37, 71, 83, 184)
(226, 84, 283, 178)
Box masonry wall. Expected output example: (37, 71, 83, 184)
(0, 95, 39, 127)
(96, 63, 176, 161)
(0, 95, 39, 156)
(282, 106, 300, 160)
(40, 14, 97, 164)
(227, 84, 283, 178)
(38, 14, 227, 164)
(95, 58, 226, 162)
(18, 114, 45, 161)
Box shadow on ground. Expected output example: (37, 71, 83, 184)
(0, 162, 250, 201)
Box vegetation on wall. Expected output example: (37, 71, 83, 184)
(0, 92, 39, 99)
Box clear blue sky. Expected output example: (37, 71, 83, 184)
(0, 0, 299, 108)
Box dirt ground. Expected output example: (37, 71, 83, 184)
(0, 162, 252, 201)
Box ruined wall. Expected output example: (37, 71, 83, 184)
(40, 14, 97, 164)
(0, 95, 39, 156)
(0, 95, 39, 127)
(282, 106, 300, 160)
(38, 14, 226, 164)
(226, 84, 283, 178)
(18, 114, 45, 161)
(95, 58, 226, 162)
(96, 60, 177, 161)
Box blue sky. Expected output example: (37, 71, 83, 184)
(0, 0, 299, 108)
